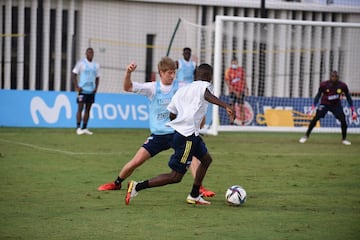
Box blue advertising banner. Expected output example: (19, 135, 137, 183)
(1, 90, 359, 129)
(0, 90, 150, 128)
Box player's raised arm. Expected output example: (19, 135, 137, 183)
(123, 62, 137, 92)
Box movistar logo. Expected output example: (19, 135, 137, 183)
(30, 94, 72, 124)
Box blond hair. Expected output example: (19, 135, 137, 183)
(158, 57, 176, 74)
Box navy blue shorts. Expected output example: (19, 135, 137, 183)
(77, 93, 95, 104)
(142, 133, 174, 157)
(168, 131, 208, 174)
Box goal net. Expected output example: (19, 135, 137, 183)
(89, 15, 360, 135)
(88, 17, 215, 93)
(178, 16, 360, 135)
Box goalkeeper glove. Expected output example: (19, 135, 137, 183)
(351, 106, 357, 120)
(308, 105, 315, 117)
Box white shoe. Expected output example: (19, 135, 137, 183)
(299, 136, 308, 143)
(82, 129, 93, 135)
(125, 181, 138, 205)
(186, 194, 211, 205)
(76, 128, 84, 135)
(342, 140, 351, 145)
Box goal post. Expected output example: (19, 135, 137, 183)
(204, 15, 360, 135)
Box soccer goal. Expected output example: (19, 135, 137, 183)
(200, 15, 360, 135)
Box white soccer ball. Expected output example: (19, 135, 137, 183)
(225, 185, 247, 206)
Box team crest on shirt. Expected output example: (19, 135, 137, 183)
(337, 88, 342, 94)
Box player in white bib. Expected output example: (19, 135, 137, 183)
(125, 63, 234, 205)
(175, 47, 214, 195)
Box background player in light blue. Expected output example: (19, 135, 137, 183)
(175, 47, 196, 84)
(72, 47, 100, 135)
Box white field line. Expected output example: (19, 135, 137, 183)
(0, 138, 121, 156)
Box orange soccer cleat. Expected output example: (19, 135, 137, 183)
(199, 185, 216, 198)
(97, 182, 121, 191)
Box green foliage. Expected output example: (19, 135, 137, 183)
(0, 128, 359, 240)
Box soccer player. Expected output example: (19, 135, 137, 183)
(175, 47, 196, 84)
(299, 70, 357, 145)
(224, 57, 248, 125)
(72, 47, 100, 135)
(98, 57, 215, 197)
(175, 47, 214, 196)
(125, 63, 234, 205)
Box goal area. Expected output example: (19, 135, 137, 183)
(194, 16, 360, 135)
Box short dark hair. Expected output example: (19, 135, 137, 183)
(195, 63, 213, 82)
(330, 70, 339, 79)
(183, 47, 191, 52)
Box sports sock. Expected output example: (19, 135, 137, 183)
(190, 184, 200, 197)
(114, 176, 124, 186)
(82, 123, 87, 129)
(135, 180, 149, 191)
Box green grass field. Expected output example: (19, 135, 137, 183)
(0, 128, 359, 240)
